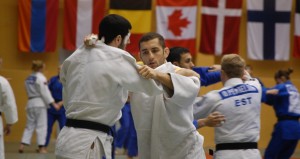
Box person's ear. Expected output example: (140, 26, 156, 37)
(164, 47, 170, 58)
(114, 35, 122, 46)
(172, 61, 179, 66)
(221, 70, 226, 81)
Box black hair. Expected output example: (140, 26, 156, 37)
(98, 14, 132, 44)
(274, 68, 293, 80)
(167, 47, 190, 63)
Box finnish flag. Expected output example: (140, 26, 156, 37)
(247, 0, 292, 61)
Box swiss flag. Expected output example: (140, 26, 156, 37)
(63, 0, 106, 51)
(200, 0, 242, 56)
(294, 0, 300, 58)
(156, 0, 197, 55)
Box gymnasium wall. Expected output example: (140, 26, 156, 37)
(0, 0, 299, 151)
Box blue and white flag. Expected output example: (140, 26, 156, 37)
(247, 0, 292, 61)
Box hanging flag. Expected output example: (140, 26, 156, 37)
(294, 0, 300, 58)
(199, 0, 242, 56)
(156, 0, 197, 55)
(63, 0, 106, 51)
(247, 0, 292, 61)
(110, 0, 152, 55)
(18, 0, 59, 53)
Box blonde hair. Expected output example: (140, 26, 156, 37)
(32, 60, 44, 72)
(221, 54, 245, 78)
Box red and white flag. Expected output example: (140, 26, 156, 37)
(294, 0, 300, 58)
(200, 0, 242, 55)
(63, 0, 106, 51)
(156, 0, 197, 55)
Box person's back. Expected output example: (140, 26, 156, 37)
(61, 42, 161, 125)
(55, 14, 163, 159)
(25, 72, 53, 108)
(20, 60, 55, 153)
(205, 80, 261, 143)
(194, 54, 262, 159)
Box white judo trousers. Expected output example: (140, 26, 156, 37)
(0, 76, 18, 159)
(131, 62, 206, 159)
(193, 78, 262, 159)
(21, 107, 47, 145)
(21, 72, 54, 146)
(55, 42, 163, 159)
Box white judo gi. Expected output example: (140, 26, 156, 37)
(55, 41, 163, 159)
(21, 72, 54, 146)
(194, 78, 262, 159)
(0, 76, 18, 159)
(130, 62, 206, 159)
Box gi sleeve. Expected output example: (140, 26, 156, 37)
(118, 56, 163, 96)
(193, 93, 219, 120)
(36, 77, 54, 105)
(192, 67, 221, 87)
(262, 84, 284, 106)
(164, 73, 200, 107)
(0, 78, 18, 124)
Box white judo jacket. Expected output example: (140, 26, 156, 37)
(25, 72, 54, 108)
(131, 62, 206, 159)
(55, 41, 163, 159)
(0, 76, 18, 159)
(194, 78, 262, 159)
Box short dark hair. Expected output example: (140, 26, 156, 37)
(98, 14, 132, 44)
(167, 47, 190, 63)
(139, 32, 166, 49)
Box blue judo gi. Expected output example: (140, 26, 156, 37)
(263, 80, 300, 159)
(45, 75, 66, 147)
(115, 102, 138, 157)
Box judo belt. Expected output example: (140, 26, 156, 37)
(28, 96, 40, 99)
(277, 116, 299, 121)
(66, 118, 110, 134)
(216, 142, 257, 151)
(66, 118, 115, 157)
(0, 112, 1, 116)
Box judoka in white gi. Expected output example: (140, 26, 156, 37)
(130, 32, 206, 159)
(194, 54, 262, 159)
(19, 60, 57, 154)
(55, 14, 176, 159)
(0, 57, 18, 159)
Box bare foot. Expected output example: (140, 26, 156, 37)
(18, 144, 24, 153)
(38, 147, 48, 154)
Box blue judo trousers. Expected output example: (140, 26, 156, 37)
(115, 102, 138, 157)
(45, 75, 66, 147)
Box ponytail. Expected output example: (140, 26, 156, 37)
(274, 68, 293, 80)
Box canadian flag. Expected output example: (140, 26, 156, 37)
(199, 0, 242, 55)
(156, 0, 197, 54)
(63, 0, 106, 51)
(294, 0, 300, 58)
